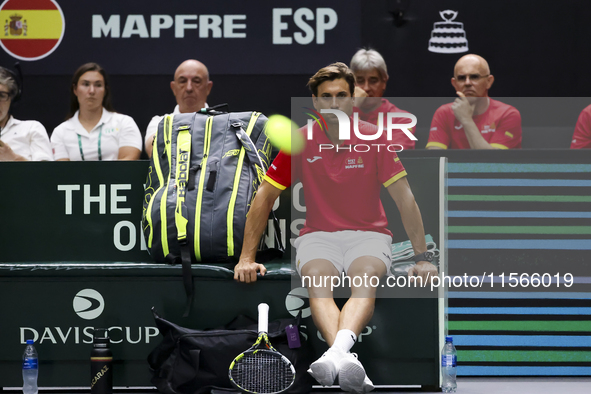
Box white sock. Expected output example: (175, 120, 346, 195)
(332, 329, 357, 353)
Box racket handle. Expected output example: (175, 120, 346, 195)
(258, 303, 269, 333)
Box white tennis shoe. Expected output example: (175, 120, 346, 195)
(307, 347, 343, 386)
(338, 352, 367, 392)
(360, 375, 375, 393)
(344, 373, 375, 393)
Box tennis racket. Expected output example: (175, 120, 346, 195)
(228, 303, 296, 394)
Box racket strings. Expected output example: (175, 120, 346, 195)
(231, 351, 294, 393)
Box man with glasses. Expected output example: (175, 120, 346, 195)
(350, 49, 416, 150)
(0, 67, 52, 161)
(426, 54, 522, 149)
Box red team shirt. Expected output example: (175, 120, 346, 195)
(264, 118, 407, 237)
(426, 98, 522, 149)
(571, 104, 591, 149)
(353, 98, 416, 150)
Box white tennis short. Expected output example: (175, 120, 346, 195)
(294, 230, 392, 276)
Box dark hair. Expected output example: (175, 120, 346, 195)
(67, 62, 114, 119)
(307, 62, 355, 97)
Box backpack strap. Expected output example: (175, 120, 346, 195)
(231, 118, 285, 262)
(255, 211, 285, 263)
(173, 124, 194, 318)
(231, 118, 266, 180)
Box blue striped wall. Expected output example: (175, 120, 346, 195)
(447, 163, 591, 376)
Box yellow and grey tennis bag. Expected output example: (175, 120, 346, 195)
(142, 109, 283, 314)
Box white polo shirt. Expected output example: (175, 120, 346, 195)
(144, 105, 181, 148)
(0, 116, 53, 161)
(144, 103, 210, 148)
(51, 109, 142, 161)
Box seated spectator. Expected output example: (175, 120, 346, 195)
(144, 59, 212, 157)
(0, 66, 52, 161)
(426, 54, 522, 149)
(571, 104, 591, 149)
(350, 48, 416, 150)
(51, 62, 142, 161)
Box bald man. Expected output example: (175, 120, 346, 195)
(426, 54, 522, 149)
(144, 59, 213, 157)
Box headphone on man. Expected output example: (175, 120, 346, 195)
(0, 63, 23, 104)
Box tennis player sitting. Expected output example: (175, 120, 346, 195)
(234, 62, 437, 393)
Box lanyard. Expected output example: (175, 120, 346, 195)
(77, 125, 103, 161)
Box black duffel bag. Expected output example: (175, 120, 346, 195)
(147, 308, 315, 394)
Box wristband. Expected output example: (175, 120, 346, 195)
(413, 250, 435, 263)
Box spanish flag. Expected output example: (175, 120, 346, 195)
(0, 0, 65, 60)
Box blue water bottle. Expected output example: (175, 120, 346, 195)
(22, 339, 38, 394)
(441, 335, 457, 392)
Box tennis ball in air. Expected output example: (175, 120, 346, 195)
(265, 114, 305, 155)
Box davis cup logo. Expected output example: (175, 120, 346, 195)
(73, 289, 105, 320)
(0, 0, 65, 61)
(285, 287, 311, 318)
